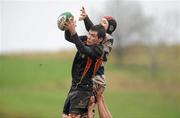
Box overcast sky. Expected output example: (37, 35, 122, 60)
(0, 0, 180, 54)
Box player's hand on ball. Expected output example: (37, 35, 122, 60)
(57, 11, 74, 31)
(64, 20, 77, 35)
(79, 6, 87, 21)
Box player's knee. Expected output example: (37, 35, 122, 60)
(69, 113, 81, 118)
(62, 114, 70, 118)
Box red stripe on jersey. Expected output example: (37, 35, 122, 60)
(93, 58, 103, 78)
(77, 57, 92, 85)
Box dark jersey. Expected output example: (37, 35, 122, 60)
(65, 31, 104, 91)
(84, 16, 114, 75)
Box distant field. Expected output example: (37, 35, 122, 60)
(0, 51, 180, 118)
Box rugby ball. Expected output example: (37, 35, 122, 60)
(57, 11, 74, 31)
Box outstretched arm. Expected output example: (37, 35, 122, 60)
(84, 16, 94, 32)
(65, 30, 87, 44)
(79, 6, 94, 32)
(71, 32, 102, 60)
(87, 93, 112, 118)
(64, 30, 74, 43)
(64, 20, 102, 59)
(96, 87, 112, 118)
(96, 95, 112, 118)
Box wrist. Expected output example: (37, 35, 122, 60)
(84, 15, 89, 20)
(97, 95, 104, 102)
(70, 31, 77, 36)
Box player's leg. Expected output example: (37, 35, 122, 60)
(62, 93, 71, 118)
(88, 75, 106, 118)
(69, 90, 93, 117)
(62, 92, 82, 118)
(62, 114, 71, 118)
(68, 113, 81, 118)
(87, 96, 96, 118)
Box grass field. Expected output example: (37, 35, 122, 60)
(0, 50, 180, 118)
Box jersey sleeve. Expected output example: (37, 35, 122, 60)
(84, 16, 94, 32)
(64, 30, 74, 43)
(64, 30, 87, 43)
(71, 33, 103, 60)
(102, 34, 114, 63)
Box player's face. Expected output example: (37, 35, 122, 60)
(87, 30, 102, 45)
(100, 18, 109, 31)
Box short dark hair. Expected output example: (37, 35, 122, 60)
(90, 25, 106, 39)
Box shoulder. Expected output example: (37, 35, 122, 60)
(106, 33, 113, 40)
(104, 34, 114, 45)
(102, 33, 114, 52)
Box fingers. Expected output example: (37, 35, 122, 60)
(80, 13, 86, 17)
(80, 6, 85, 13)
(80, 9, 85, 13)
(64, 20, 77, 34)
(82, 6, 85, 11)
(64, 20, 75, 27)
(64, 22, 69, 29)
(79, 6, 87, 21)
(95, 84, 105, 96)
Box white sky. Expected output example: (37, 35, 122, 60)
(0, 0, 180, 54)
(0, 0, 106, 54)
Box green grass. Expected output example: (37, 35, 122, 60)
(0, 51, 180, 118)
(0, 58, 71, 86)
(104, 91, 180, 118)
(0, 57, 72, 118)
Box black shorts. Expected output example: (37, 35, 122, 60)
(63, 90, 93, 115)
